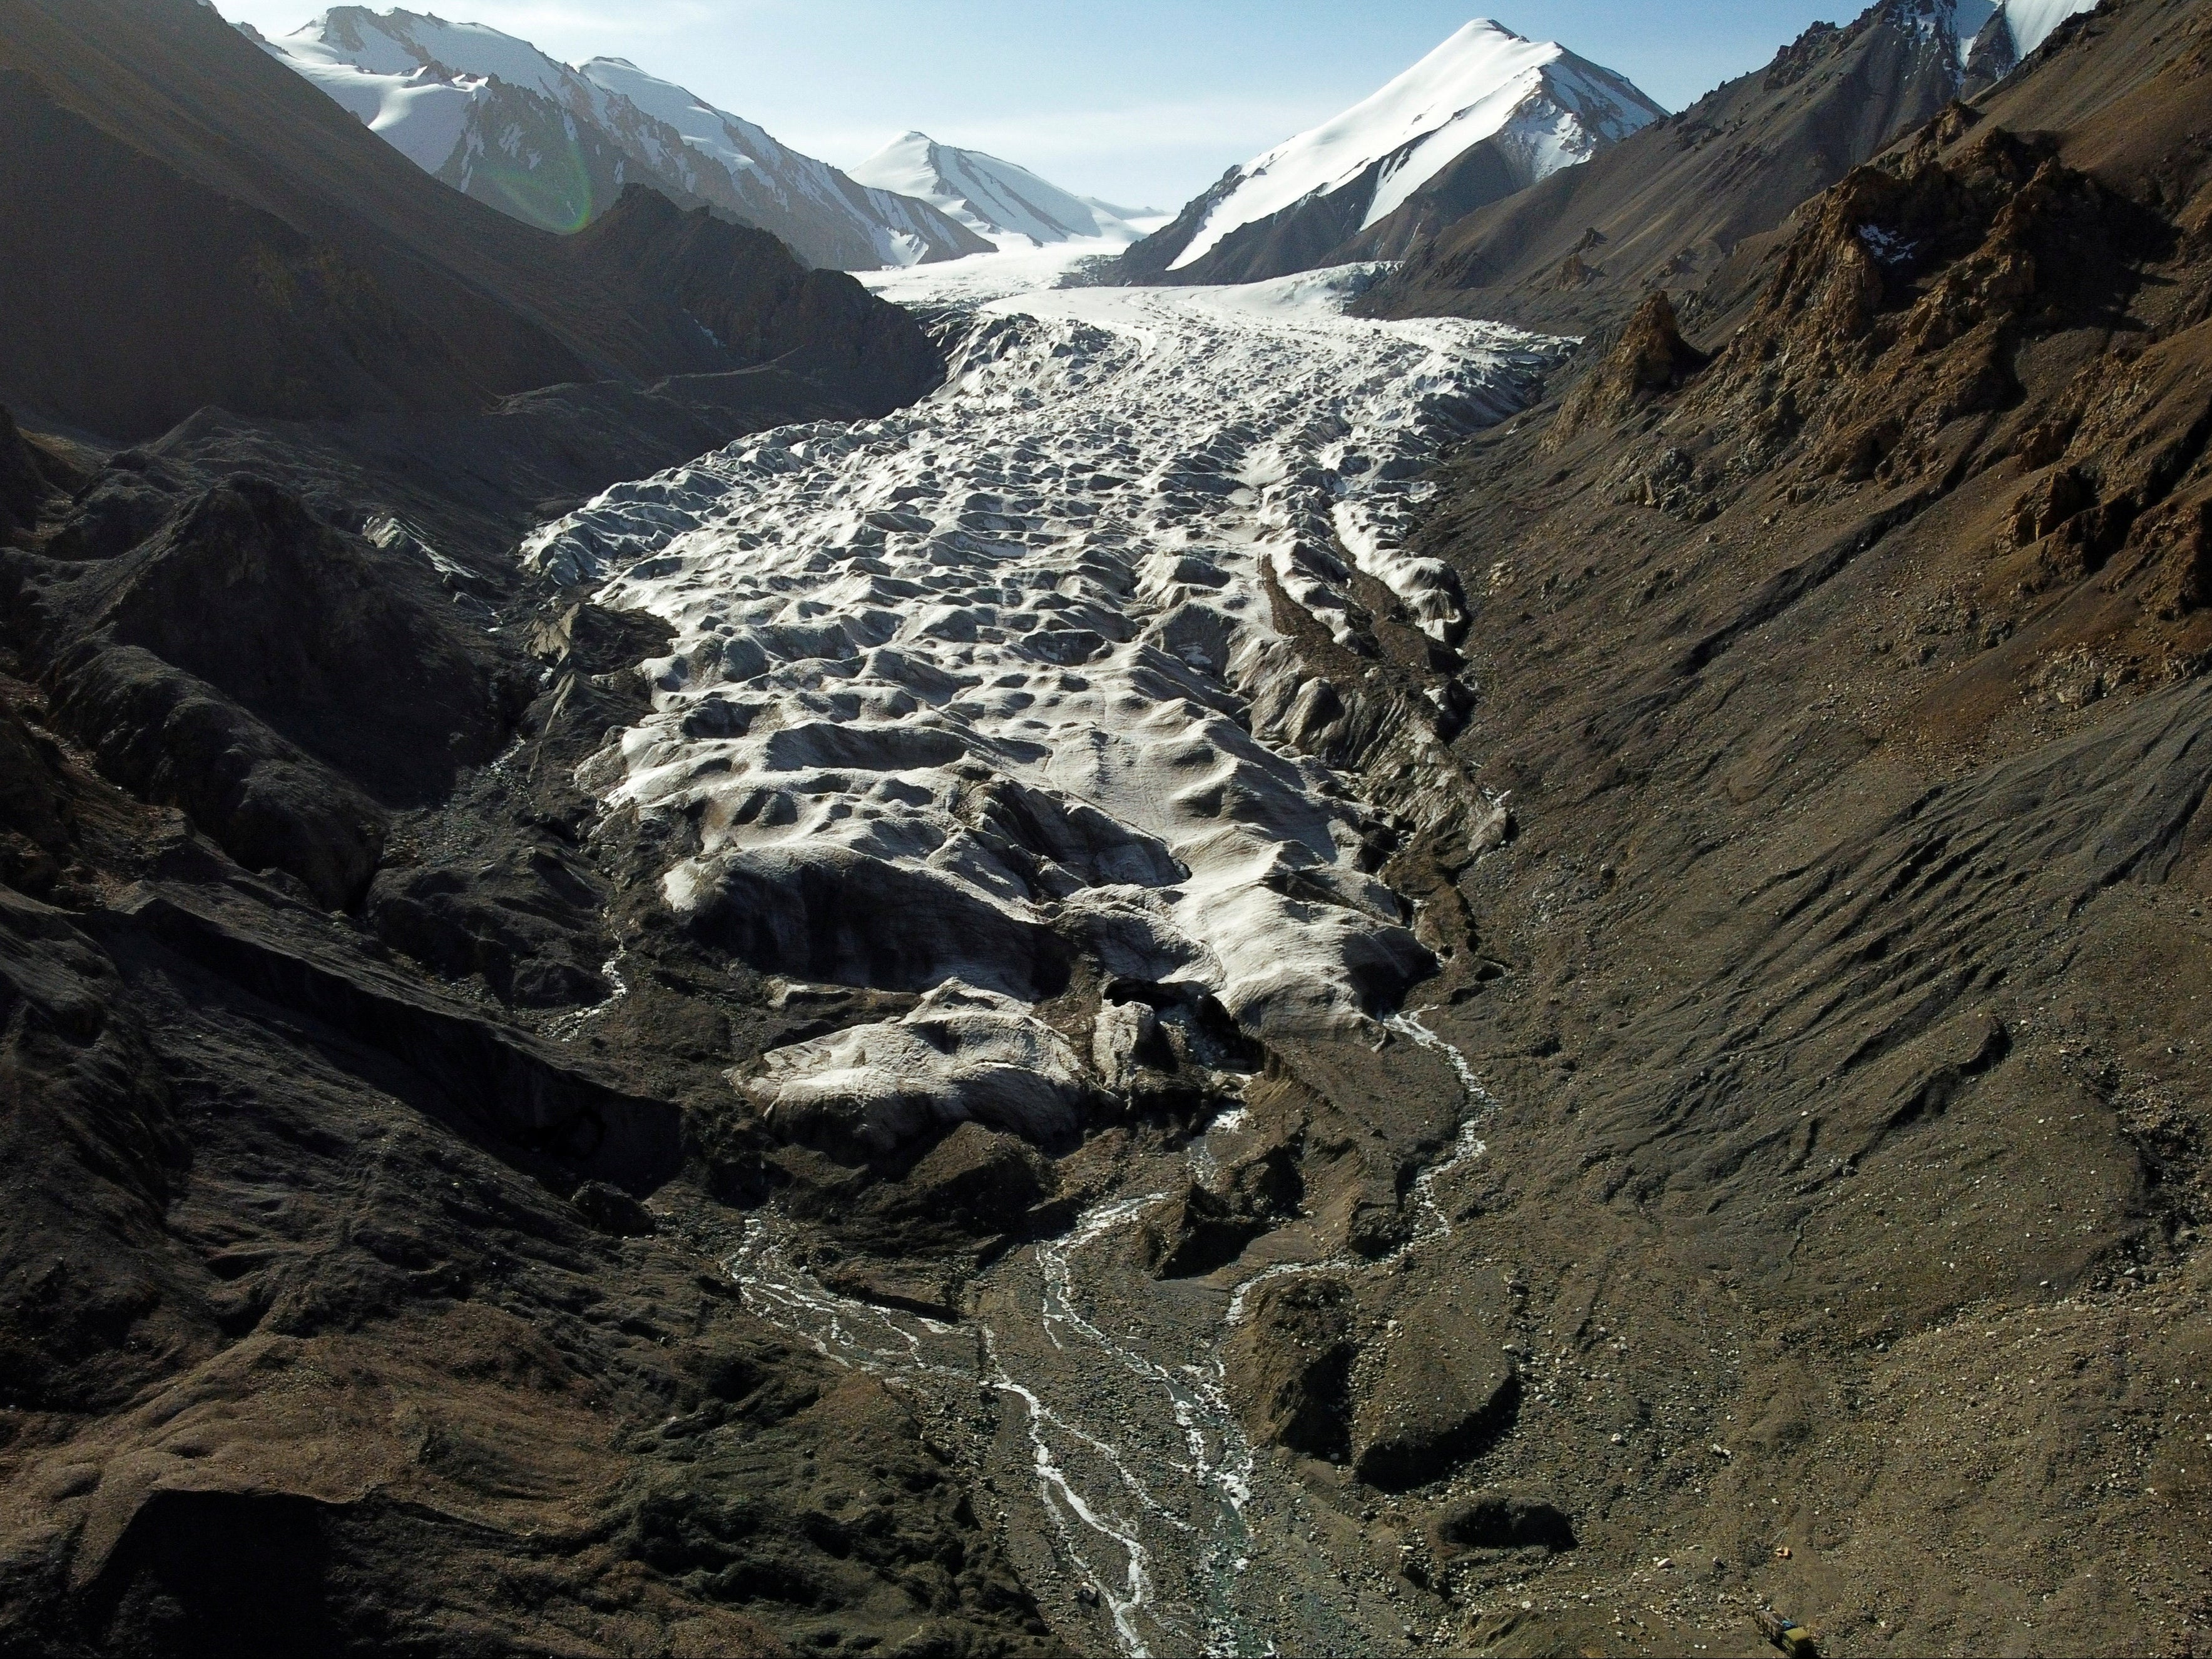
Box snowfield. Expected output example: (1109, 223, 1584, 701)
(851, 130, 1161, 248)
(1165, 18, 1663, 273)
(1962, 0, 2099, 63)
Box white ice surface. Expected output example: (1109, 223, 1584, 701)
(747, 981, 1093, 1154)
(860, 239, 1134, 308)
(1170, 19, 1661, 271)
(578, 54, 771, 178)
(1951, 0, 2093, 68)
(525, 254, 1562, 1048)
(255, 26, 491, 171)
(305, 6, 573, 94)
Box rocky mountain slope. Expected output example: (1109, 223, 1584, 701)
(1343, 0, 2212, 1646)
(1362, 0, 2015, 337)
(849, 132, 1154, 248)
(0, 440, 1058, 1655)
(1962, 0, 2102, 85)
(1115, 20, 1663, 288)
(2, 0, 2209, 1651)
(0, 0, 940, 444)
(248, 7, 989, 266)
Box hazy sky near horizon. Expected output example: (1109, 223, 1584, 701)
(216, 2, 1862, 205)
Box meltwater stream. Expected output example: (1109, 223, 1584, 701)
(528, 246, 1556, 1653)
(720, 1007, 1496, 1659)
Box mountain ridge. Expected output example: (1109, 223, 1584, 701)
(849, 130, 1155, 248)
(0, 0, 2207, 1651)
(0, 0, 942, 439)
(250, 6, 989, 267)
(1116, 19, 1663, 288)
(1359, 0, 1999, 336)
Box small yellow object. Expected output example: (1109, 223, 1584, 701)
(1753, 1606, 1820, 1657)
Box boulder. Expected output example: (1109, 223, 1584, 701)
(1433, 1490, 1577, 1553)
(1137, 1182, 1267, 1279)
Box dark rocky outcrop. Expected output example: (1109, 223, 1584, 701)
(46, 641, 390, 910)
(569, 187, 945, 415)
(1433, 1491, 1578, 1554)
(0, 408, 56, 544)
(1360, 0, 2212, 1643)
(60, 477, 528, 808)
(1223, 1276, 1360, 1463)
(1137, 1180, 1269, 1278)
(9, 474, 529, 906)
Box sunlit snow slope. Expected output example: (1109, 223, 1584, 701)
(246, 6, 986, 265)
(525, 255, 1558, 1133)
(1960, 0, 2099, 78)
(850, 131, 1159, 248)
(1121, 19, 1661, 286)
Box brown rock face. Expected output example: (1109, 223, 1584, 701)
(1223, 1276, 1359, 1463)
(1137, 1180, 1268, 1279)
(1549, 290, 1711, 447)
(1360, 1, 2212, 1648)
(1349, 1268, 1517, 1491)
(13, 474, 530, 906)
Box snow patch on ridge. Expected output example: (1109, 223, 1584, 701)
(248, 6, 978, 265)
(1964, 0, 2097, 66)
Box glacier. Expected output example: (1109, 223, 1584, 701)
(523, 250, 1561, 1139)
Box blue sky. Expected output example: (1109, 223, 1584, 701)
(219, 2, 1867, 205)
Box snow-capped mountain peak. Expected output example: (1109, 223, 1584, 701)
(1183, 18, 1661, 269)
(1121, 18, 1662, 287)
(248, 6, 987, 268)
(849, 133, 1153, 248)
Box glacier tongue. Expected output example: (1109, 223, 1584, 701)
(526, 255, 1561, 1140)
